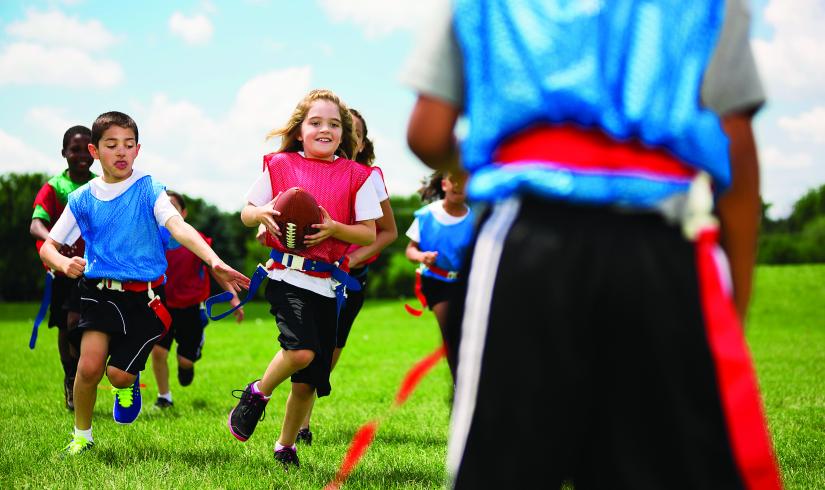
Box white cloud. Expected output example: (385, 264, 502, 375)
(752, 0, 825, 101)
(777, 107, 825, 145)
(4, 9, 117, 50)
(25, 107, 77, 141)
(759, 144, 820, 218)
(0, 10, 123, 88)
(318, 0, 441, 37)
(0, 129, 54, 174)
(169, 12, 214, 45)
(0, 42, 123, 87)
(132, 67, 313, 211)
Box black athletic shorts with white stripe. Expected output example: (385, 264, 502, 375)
(447, 197, 779, 489)
(76, 277, 166, 375)
(265, 279, 338, 397)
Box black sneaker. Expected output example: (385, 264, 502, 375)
(154, 397, 174, 409)
(296, 427, 313, 446)
(274, 446, 300, 469)
(228, 381, 269, 442)
(64, 376, 75, 411)
(178, 366, 194, 386)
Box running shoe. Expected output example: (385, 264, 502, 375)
(228, 381, 269, 442)
(112, 373, 142, 424)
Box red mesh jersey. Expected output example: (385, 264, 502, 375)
(265, 152, 371, 264)
(165, 234, 212, 308)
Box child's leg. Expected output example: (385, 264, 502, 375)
(258, 348, 314, 395)
(431, 301, 456, 379)
(151, 345, 170, 394)
(74, 330, 109, 430)
(278, 382, 316, 446)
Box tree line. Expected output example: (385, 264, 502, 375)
(6, 171, 819, 301)
(0, 172, 419, 302)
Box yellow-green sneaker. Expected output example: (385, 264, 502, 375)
(63, 435, 94, 457)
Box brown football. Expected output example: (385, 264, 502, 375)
(273, 187, 322, 251)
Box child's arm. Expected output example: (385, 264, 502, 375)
(207, 269, 245, 323)
(39, 238, 86, 278)
(165, 215, 250, 293)
(30, 218, 50, 242)
(348, 199, 398, 268)
(241, 200, 281, 237)
(716, 111, 761, 322)
(407, 94, 461, 173)
(306, 209, 376, 247)
(406, 240, 438, 266)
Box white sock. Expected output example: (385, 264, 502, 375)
(275, 442, 296, 451)
(74, 426, 93, 442)
(158, 392, 172, 402)
(252, 381, 271, 400)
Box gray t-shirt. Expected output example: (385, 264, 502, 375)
(401, 0, 765, 116)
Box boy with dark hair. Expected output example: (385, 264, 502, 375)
(151, 190, 244, 409)
(404, 1, 781, 488)
(40, 111, 250, 456)
(30, 125, 95, 411)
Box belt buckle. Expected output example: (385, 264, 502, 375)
(280, 253, 305, 271)
(447, 271, 458, 280)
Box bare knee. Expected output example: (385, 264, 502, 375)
(76, 358, 104, 383)
(106, 366, 135, 388)
(291, 382, 316, 400)
(286, 349, 315, 370)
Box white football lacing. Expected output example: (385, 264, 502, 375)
(285, 222, 297, 249)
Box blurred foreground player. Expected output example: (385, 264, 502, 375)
(404, 1, 781, 488)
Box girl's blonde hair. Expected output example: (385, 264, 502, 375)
(266, 89, 356, 159)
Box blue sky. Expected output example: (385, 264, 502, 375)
(1, 0, 823, 217)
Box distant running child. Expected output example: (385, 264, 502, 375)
(293, 108, 398, 445)
(151, 190, 245, 409)
(40, 111, 249, 456)
(30, 125, 96, 411)
(229, 89, 381, 469)
(405, 170, 473, 379)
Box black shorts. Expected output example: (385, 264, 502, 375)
(76, 278, 166, 375)
(448, 197, 778, 489)
(421, 274, 458, 309)
(155, 304, 206, 362)
(48, 274, 82, 330)
(265, 279, 338, 397)
(336, 266, 369, 348)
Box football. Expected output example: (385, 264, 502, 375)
(273, 187, 322, 251)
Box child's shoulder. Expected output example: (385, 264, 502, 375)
(415, 200, 442, 217)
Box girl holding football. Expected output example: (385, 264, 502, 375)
(294, 108, 399, 446)
(228, 89, 383, 469)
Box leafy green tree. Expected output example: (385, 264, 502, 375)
(1, 172, 50, 301)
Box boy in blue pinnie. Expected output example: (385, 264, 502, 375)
(40, 111, 249, 456)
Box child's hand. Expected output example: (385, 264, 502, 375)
(229, 295, 244, 323)
(61, 257, 86, 279)
(258, 196, 282, 238)
(212, 261, 251, 293)
(255, 223, 268, 246)
(305, 206, 338, 247)
(420, 251, 438, 267)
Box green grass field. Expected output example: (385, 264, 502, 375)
(0, 265, 823, 489)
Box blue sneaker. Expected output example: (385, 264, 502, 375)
(112, 373, 142, 424)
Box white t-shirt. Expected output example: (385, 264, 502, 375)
(406, 200, 470, 243)
(49, 169, 180, 246)
(245, 158, 384, 298)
